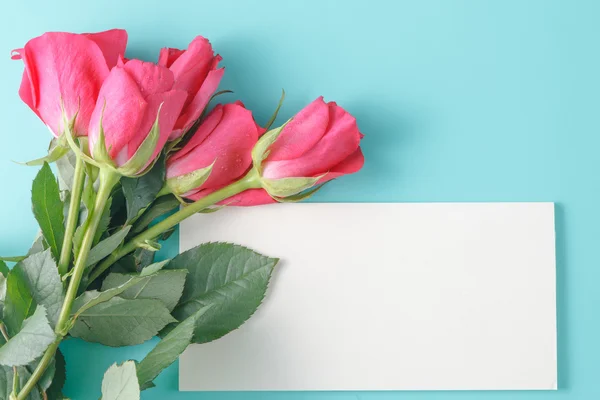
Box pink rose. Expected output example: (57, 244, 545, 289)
(88, 59, 187, 175)
(227, 96, 365, 206)
(166, 102, 263, 198)
(158, 36, 224, 141)
(12, 29, 128, 137)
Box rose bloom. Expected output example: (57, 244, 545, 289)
(13, 29, 128, 137)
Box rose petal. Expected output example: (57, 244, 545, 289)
(18, 71, 42, 123)
(170, 67, 224, 140)
(169, 36, 216, 100)
(158, 47, 185, 67)
(266, 96, 330, 161)
(83, 29, 128, 69)
(186, 186, 275, 206)
(167, 104, 224, 169)
(221, 188, 276, 206)
(262, 102, 361, 179)
(88, 67, 146, 159)
(317, 147, 365, 184)
(123, 59, 174, 97)
(126, 90, 187, 168)
(167, 103, 259, 189)
(20, 32, 110, 136)
(11, 48, 23, 60)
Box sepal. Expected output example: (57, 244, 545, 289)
(251, 120, 290, 173)
(19, 136, 69, 166)
(166, 161, 214, 196)
(263, 89, 285, 131)
(261, 175, 324, 198)
(138, 239, 161, 252)
(61, 107, 102, 169)
(91, 108, 116, 167)
(117, 105, 162, 177)
(248, 117, 331, 200)
(270, 182, 327, 203)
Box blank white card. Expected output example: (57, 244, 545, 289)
(179, 203, 557, 391)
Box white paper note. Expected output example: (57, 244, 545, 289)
(179, 203, 557, 391)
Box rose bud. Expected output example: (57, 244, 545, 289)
(87, 59, 187, 177)
(158, 36, 224, 141)
(12, 29, 127, 138)
(227, 96, 365, 206)
(165, 102, 263, 198)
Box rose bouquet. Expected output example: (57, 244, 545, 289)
(0, 29, 363, 399)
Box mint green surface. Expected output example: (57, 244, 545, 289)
(0, 0, 598, 398)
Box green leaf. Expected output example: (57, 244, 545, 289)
(134, 249, 156, 272)
(3, 231, 49, 265)
(12, 250, 64, 329)
(72, 274, 148, 318)
(74, 191, 112, 261)
(107, 188, 127, 229)
(61, 191, 71, 227)
(31, 163, 65, 260)
(0, 305, 55, 367)
(69, 297, 176, 347)
(81, 171, 96, 213)
(3, 266, 35, 337)
(0, 365, 42, 400)
(27, 348, 66, 398)
(121, 156, 166, 222)
(139, 260, 170, 276)
(43, 349, 66, 399)
(37, 353, 55, 392)
(130, 196, 178, 236)
(0, 262, 7, 320)
(72, 225, 84, 262)
(158, 226, 176, 241)
(27, 234, 47, 256)
(37, 357, 56, 393)
(0, 262, 8, 278)
(0, 256, 25, 263)
(109, 249, 155, 275)
(101, 269, 186, 312)
(85, 226, 131, 268)
(163, 242, 278, 343)
(101, 361, 140, 400)
(137, 305, 211, 390)
(21, 138, 69, 167)
(55, 148, 77, 192)
(93, 197, 113, 246)
(110, 255, 136, 274)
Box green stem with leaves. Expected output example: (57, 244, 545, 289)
(88, 168, 262, 284)
(56, 168, 119, 333)
(58, 156, 85, 276)
(0, 324, 17, 399)
(16, 338, 58, 400)
(17, 168, 120, 400)
(1, 322, 47, 399)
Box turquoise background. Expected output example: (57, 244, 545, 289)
(0, 0, 598, 398)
